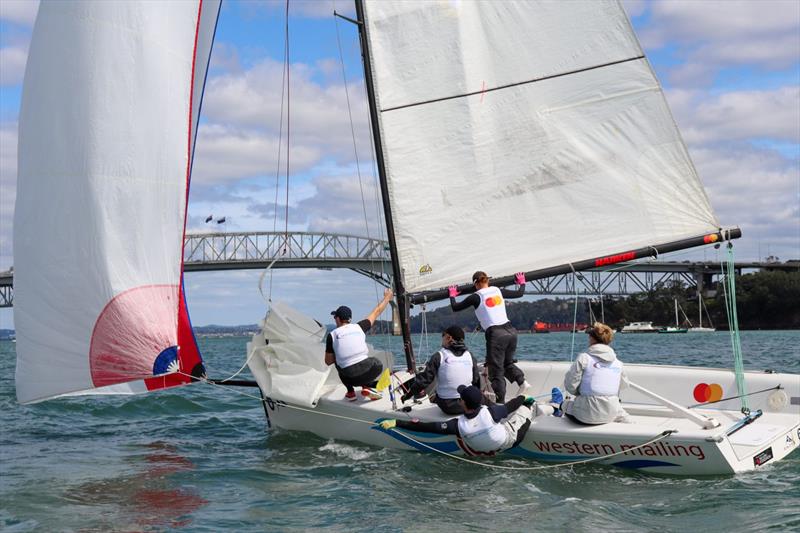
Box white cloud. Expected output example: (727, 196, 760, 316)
(192, 123, 321, 185)
(202, 57, 371, 153)
(0, 123, 17, 269)
(666, 86, 800, 145)
(0, 0, 39, 26)
(0, 45, 28, 86)
(241, 0, 354, 20)
(635, 0, 800, 87)
(192, 52, 374, 192)
(296, 174, 384, 236)
(691, 144, 799, 260)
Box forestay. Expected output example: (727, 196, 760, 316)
(361, 0, 719, 294)
(13, 0, 221, 403)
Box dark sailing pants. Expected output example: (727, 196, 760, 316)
(485, 322, 524, 403)
(336, 357, 383, 393)
(434, 396, 465, 415)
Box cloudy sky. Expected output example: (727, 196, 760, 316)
(0, 0, 798, 329)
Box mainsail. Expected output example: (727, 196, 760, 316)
(13, 0, 221, 403)
(359, 0, 723, 296)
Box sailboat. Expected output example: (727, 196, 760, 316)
(659, 299, 689, 334)
(13, 1, 799, 476)
(690, 294, 716, 333)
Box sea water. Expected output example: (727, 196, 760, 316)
(1, 331, 799, 532)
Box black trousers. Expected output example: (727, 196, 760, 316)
(434, 396, 465, 415)
(336, 357, 383, 393)
(485, 322, 524, 403)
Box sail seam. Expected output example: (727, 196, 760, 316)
(380, 55, 646, 113)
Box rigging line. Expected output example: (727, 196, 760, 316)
(218, 345, 259, 383)
(283, 0, 291, 244)
(568, 263, 579, 362)
(416, 304, 430, 361)
(334, 7, 383, 316)
(179, 371, 383, 425)
(688, 385, 781, 409)
(358, 47, 389, 294)
(178, 371, 675, 472)
(381, 55, 646, 113)
(724, 243, 748, 413)
(268, 4, 290, 301)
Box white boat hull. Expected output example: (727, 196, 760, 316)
(255, 358, 800, 476)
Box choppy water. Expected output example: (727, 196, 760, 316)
(1, 331, 799, 532)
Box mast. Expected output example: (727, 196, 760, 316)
(698, 292, 702, 328)
(354, 0, 416, 372)
(674, 299, 679, 327)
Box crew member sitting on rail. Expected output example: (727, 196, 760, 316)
(555, 322, 629, 424)
(401, 325, 480, 414)
(381, 385, 534, 455)
(325, 288, 393, 401)
(449, 270, 529, 403)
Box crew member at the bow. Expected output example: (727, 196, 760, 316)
(325, 288, 393, 401)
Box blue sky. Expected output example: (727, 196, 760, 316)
(1, 0, 798, 328)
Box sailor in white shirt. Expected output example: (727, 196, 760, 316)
(449, 270, 528, 403)
(325, 288, 393, 401)
(401, 325, 480, 414)
(382, 385, 535, 456)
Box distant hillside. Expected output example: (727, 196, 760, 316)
(193, 324, 260, 337)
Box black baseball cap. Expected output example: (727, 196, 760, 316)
(443, 325, 465, 341)
(331, 306, 352, 320)
(457, 385, 483, 409)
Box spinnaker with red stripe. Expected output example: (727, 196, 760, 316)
(13, 0, 221, 403)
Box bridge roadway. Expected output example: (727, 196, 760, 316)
(0, 231, 797, 307)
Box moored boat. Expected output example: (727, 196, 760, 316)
(621, 322, 660, 334)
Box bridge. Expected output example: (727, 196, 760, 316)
(1, 231, 797, 308)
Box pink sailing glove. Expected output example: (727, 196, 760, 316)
(515, 272, 526, 285)
(448, 285, 459, 298)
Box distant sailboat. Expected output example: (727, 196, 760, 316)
(690, 293, 716, 332)
(659, 299, 689, 334)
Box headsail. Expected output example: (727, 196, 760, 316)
(13, 0, 221, 403)
(360, 0, 722, 295)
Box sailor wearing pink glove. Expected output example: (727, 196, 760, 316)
(449, 271, 528, 403)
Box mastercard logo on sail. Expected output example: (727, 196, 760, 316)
(485, 295, 503, 307)
(693, 382, 723, 403)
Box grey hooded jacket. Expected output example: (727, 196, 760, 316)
(563, 343, 629, 424)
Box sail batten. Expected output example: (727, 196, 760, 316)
(362, 0, 721, 294)
(380, 54, 646, 114)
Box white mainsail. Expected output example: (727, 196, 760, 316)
(13, 0, 221, 403)
(361, 0, 719, 294)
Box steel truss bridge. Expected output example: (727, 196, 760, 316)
(0, 231, 797, 308)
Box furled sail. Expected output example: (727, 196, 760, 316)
(360, 0, 720, 295)
(13, 0, 221, 403)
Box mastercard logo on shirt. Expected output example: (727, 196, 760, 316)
(485, 296, 503, 307)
